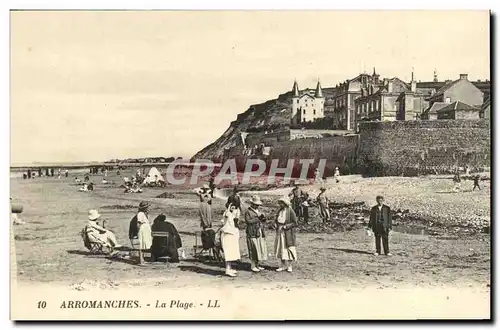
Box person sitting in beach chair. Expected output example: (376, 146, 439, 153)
(130, 183, 142, 193)
(74, 177, 81, 184)
(81, 210, 121, 253)
(79, 183, 89, 192)
(150, 214, 183, 263)
(87, 182, 94, 191)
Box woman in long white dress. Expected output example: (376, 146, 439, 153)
(220, 204, 241, 277)
(136, 201, 153, 265)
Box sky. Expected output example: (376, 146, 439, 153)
(10, 10, 490, 164)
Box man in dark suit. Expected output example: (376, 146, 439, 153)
(367, 195, 392, 256)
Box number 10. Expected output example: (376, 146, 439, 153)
(37, 301, 47, 309)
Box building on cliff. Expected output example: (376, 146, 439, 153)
(427, 74, 484, 107)
(421, 73, 484, 120)
(354, 76, 413, 123)
(436, 101, 481, 120)
(291, 80, 325, 125)
(395, 71, 430, 120)
(420, 102, 448, 120)
(326, 68, 383, 131)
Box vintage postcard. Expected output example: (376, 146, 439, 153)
(10, 10, 491, 320)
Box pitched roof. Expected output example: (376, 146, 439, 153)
(315, 81, 323, 97)
(436, 101, 479, 112)
(416, 81, 446, 90)
(481, 97, 491, 110)
(434, 80, 458, 95)
(416, 80, 489, 93)
(296, 91, 316, 99)
(292, 80, 299, 97)
(423, 102, 448, 114)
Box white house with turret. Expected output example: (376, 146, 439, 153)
(291, 80, 325, 125)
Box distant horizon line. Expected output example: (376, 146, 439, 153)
(10, 156, 191, 167)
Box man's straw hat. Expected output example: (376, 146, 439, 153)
(250, 195, 263, 206)
(88, 209, 101, 221)
(138, 201, 150, 211)
(278, 196, 291, 207)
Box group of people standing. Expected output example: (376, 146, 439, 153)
(194, 185, 298, 277)
(453, 170, 483, 192)
(22, 168, 68, 179)
(81, 179, 395, 276)
(289, 182, 330, 224)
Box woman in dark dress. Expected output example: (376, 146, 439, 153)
(150, 214, 183, 263)
(244, 196, 268, 272)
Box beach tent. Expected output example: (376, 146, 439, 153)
(144, 167, 164, 184)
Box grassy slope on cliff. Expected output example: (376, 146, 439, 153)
(192, 93, 293, 161)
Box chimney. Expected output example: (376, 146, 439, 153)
(459, 74, 468, 80)
(387, 80, 393, 93)
(411, 80, 416, 93)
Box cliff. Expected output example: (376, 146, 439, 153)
(192, 87, 337, 162)
(192, 91, 294, 161)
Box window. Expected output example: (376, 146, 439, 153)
(313, 110, 316, 115)
(303, 109, 306, 114)
(303, 118, 306, 122)
(446, 97, 451, 103)
(296, 100, 299, 104)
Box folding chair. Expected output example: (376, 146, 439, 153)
(80, 228, 112, 254)
(151, 230, 170, 262)
(193, 228, 223, 262)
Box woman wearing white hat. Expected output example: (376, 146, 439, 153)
(85, 209, 121, 248)
(220, 204, 241, 277)
(244, 195, 268, 272)
(136, 201, 153, 265)
(316, 187, 330, 223)
(274, 196, 298, 273)
(194, 184, 213, 229)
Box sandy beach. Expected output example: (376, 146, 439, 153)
(11, 169, 490, 291)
